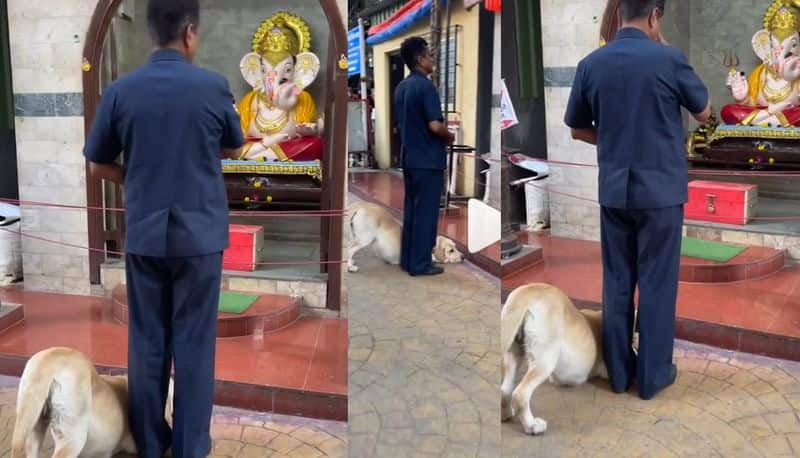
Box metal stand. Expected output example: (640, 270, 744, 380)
(441, 144, 476, 211)
(500, 148, 523, 259)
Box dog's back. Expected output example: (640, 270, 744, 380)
(501, 284, 567, 353)
(502, 284, 600, 384)
(347, 201, 402, 262)
(501, 284, 606, 434)
(348, 201, 399, 233)
(12, 347, 94, 457)
(12, 347, 134, 457)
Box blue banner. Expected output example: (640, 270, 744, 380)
(348, 27, 362, 77)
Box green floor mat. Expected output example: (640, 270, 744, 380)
(680, 237, 746, 262)
(218, 291, 259, 314)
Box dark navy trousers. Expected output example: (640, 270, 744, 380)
(401, 168, 443, 275)
(126, 252, 222, 458)
(600, 205, 683, 399)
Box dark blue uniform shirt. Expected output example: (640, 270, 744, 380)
(84, 48, 245, 257)
(394, 70, 446, 170)
(564, 28, 709, 210)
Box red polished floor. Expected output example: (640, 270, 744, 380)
(0, 286, 347, 419)
(503, 232, 800, 359)
(349, 170, 500, 269)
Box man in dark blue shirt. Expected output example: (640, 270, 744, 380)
(83, 1, 243, 455)
(565, 0, 710, 400)
(394, 37, 454, 276)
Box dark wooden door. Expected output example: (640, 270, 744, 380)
(388, 52, 405, 169)
(0, 0, 18, 201)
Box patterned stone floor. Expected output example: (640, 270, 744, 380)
(0, 376, 347, 457)
(347, 253, 501, 457)
(502, 340, 800, 457)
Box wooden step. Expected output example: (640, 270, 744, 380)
(680, 246, 786, 283)
(111, 285, 301, 338)
(501, 243, 544, 278)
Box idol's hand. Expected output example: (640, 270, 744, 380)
(726, 71, 748, 102)
(261, 133, 291, 148)
(276, 82, 299, 111)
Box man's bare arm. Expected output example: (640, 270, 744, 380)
(89, 162, 124, 185)
(428, 120, 455, 145)
(571, 128, 598, 145)
(692, 102, 712, 123)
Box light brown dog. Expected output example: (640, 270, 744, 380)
(501, 283, 607, 435)
(11, 347, 173, 457)
(346, 201, 464, 272)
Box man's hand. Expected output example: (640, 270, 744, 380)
(221, 147, 243, 160)
(570, 128, 598, 145)
(444, 130, 455, 145)
(428, 120, 455, 145)
(692, 102, 712, 123)
(89, 162, 124, 184)
(296, 124, 317, 137)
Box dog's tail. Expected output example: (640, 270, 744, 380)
(348, 206, 360, 241)
(11, 352, 56, 457)
(501, 287, 534, 354)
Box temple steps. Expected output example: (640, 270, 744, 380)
(111, 284, 301, 338)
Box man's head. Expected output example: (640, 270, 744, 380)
(400, 37, 434, 74)
(147, 0, 200, 61)
(619, 0, 665, 41)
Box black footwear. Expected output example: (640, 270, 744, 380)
(639, 364, 678, 400)
(611, 377, 634, 394)
(410, 266, 444, 276)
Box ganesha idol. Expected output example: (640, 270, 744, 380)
(236, 12, 324, 162)
(722, 0, 800, 127)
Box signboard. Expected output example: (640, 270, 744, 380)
(500, 79, 519, 130)
(348, 27, 362, 77)
(348, 101, 368, 153)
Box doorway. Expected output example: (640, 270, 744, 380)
(0, 0, 17, 201)
(388, 51, 405, 169)
(82, 0, 348, 311)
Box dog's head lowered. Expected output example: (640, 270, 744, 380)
(433, 236, 464, 264)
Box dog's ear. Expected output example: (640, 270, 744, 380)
(433, 238, 446, 262)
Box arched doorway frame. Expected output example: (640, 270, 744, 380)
(82, 0, 348, 310)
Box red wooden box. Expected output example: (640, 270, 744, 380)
(685, 180, 758, 225)
(222, 224, 264, 271)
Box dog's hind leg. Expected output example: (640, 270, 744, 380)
(501, 344, 522, 422)
(50, 420, 89, 458)
(28, 418, 47, 457)
(512, 345, 558, 435)
(13, 417, 47, 458)
(48, 378, 90, 458)
(346, 241, 369, 273)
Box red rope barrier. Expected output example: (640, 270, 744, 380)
(523, 182, 800, 222)
(498, 152, 800, 177)
(0, 227, 346, 266)
(0, 197, 347, 217)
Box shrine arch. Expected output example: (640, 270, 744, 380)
(81, 0, 348, 310)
